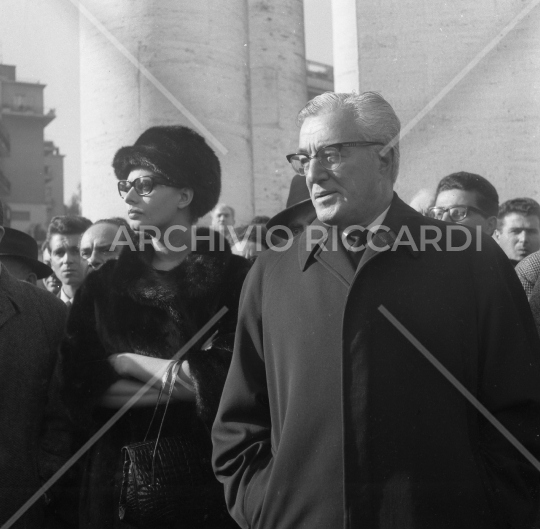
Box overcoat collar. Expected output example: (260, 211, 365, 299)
(0, 264, 21, 329)
(298, 193, 423, 279)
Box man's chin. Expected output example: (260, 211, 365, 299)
(314, 206, 340, 227)
(60, 277, 83, 287)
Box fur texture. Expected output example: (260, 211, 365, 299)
(60, 228, 251, 428)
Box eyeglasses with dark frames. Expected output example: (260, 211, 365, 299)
(117, 175, 184, 198)
(285, 141, 385, 176)
(427, 205, 489, 222)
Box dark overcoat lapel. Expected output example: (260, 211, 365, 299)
(213, 194, 540, 529)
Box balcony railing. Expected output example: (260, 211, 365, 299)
(306, 60, 334, 83)
(1, 104, 56, 120)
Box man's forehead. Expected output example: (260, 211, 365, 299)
(298, 109, 362, 149)
(502, 212, 540, 229)
(435, 189, 479, 207)
(83, 224, 119, 243)
(50, 233, 83, 248)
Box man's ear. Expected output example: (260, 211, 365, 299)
(377, 148, 394, 179)
(177, 188, 194, 210)
(24, 272, 38, 286)
(485, 216, 498, 237)
(0, 226, 4, 245)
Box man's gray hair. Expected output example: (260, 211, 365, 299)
(297, 91, 401, 181)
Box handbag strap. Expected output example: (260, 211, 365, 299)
(153, 361, 181, 451)
(143, 361, 177, 443)
(142, 361, 182, 479)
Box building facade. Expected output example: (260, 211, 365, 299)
(306, 60, 334, 101)
(332, 0, 540, 203)
(79, 1, 539, 220)
(44, 140, 65, 222)
(0, 64, 63, 239)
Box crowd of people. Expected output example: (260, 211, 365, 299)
(1, 90, 540, 529)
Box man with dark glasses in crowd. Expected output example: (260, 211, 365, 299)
(428, 171, 499, 236)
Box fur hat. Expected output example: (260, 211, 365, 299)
(113, 126, 221, 220)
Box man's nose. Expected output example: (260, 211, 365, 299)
(305, 158, 328, 186)
(64, 251, 75, 264)
(441, 211, 453, 223)
(88, 250, 102, 269)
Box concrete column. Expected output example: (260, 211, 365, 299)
(331, 0, 359, 92)
(79, 0, 254, 222)
(247, 0, 307, 217)
(332, 0, 540, 203)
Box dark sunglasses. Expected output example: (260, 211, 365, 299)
(427, 205, 488, 222)
(117, 175, 183, 197)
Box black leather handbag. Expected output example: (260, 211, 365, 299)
(118, 362, 215, 527)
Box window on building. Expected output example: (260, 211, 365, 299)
(11, 210, 31, 221)
(14, 95, 27, 110)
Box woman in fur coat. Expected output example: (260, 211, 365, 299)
(59, 126, 250, 528)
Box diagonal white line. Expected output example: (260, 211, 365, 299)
(378, 305, 540, 473)
(1, 307, 228, 529)
(68, 0, 228, 155)
(381, 0, 540, 156)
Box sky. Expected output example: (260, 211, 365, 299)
(0, 0, 332, 205)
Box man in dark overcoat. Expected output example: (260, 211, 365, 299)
(0, 202, 70, 528)
(212, 92, 540, 529)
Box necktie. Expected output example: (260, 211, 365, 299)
(345, 229, 369, 268)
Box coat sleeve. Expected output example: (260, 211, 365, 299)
(38, 296, 72, 482)
(59, 271, 121, 430)
(473, 235, 540, 526)
(211, 257, 274, 529)
(184, 255, 252, 427)
(529, 276, 540, 337)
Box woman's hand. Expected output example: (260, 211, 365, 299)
(181, 360, 191, 379)
(106, 352, 195, 402)
(108, 353, 132, 377)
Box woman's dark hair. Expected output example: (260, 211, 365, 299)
(112, 126, 221, 221)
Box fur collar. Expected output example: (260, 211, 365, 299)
(109, 227, 232, 310)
